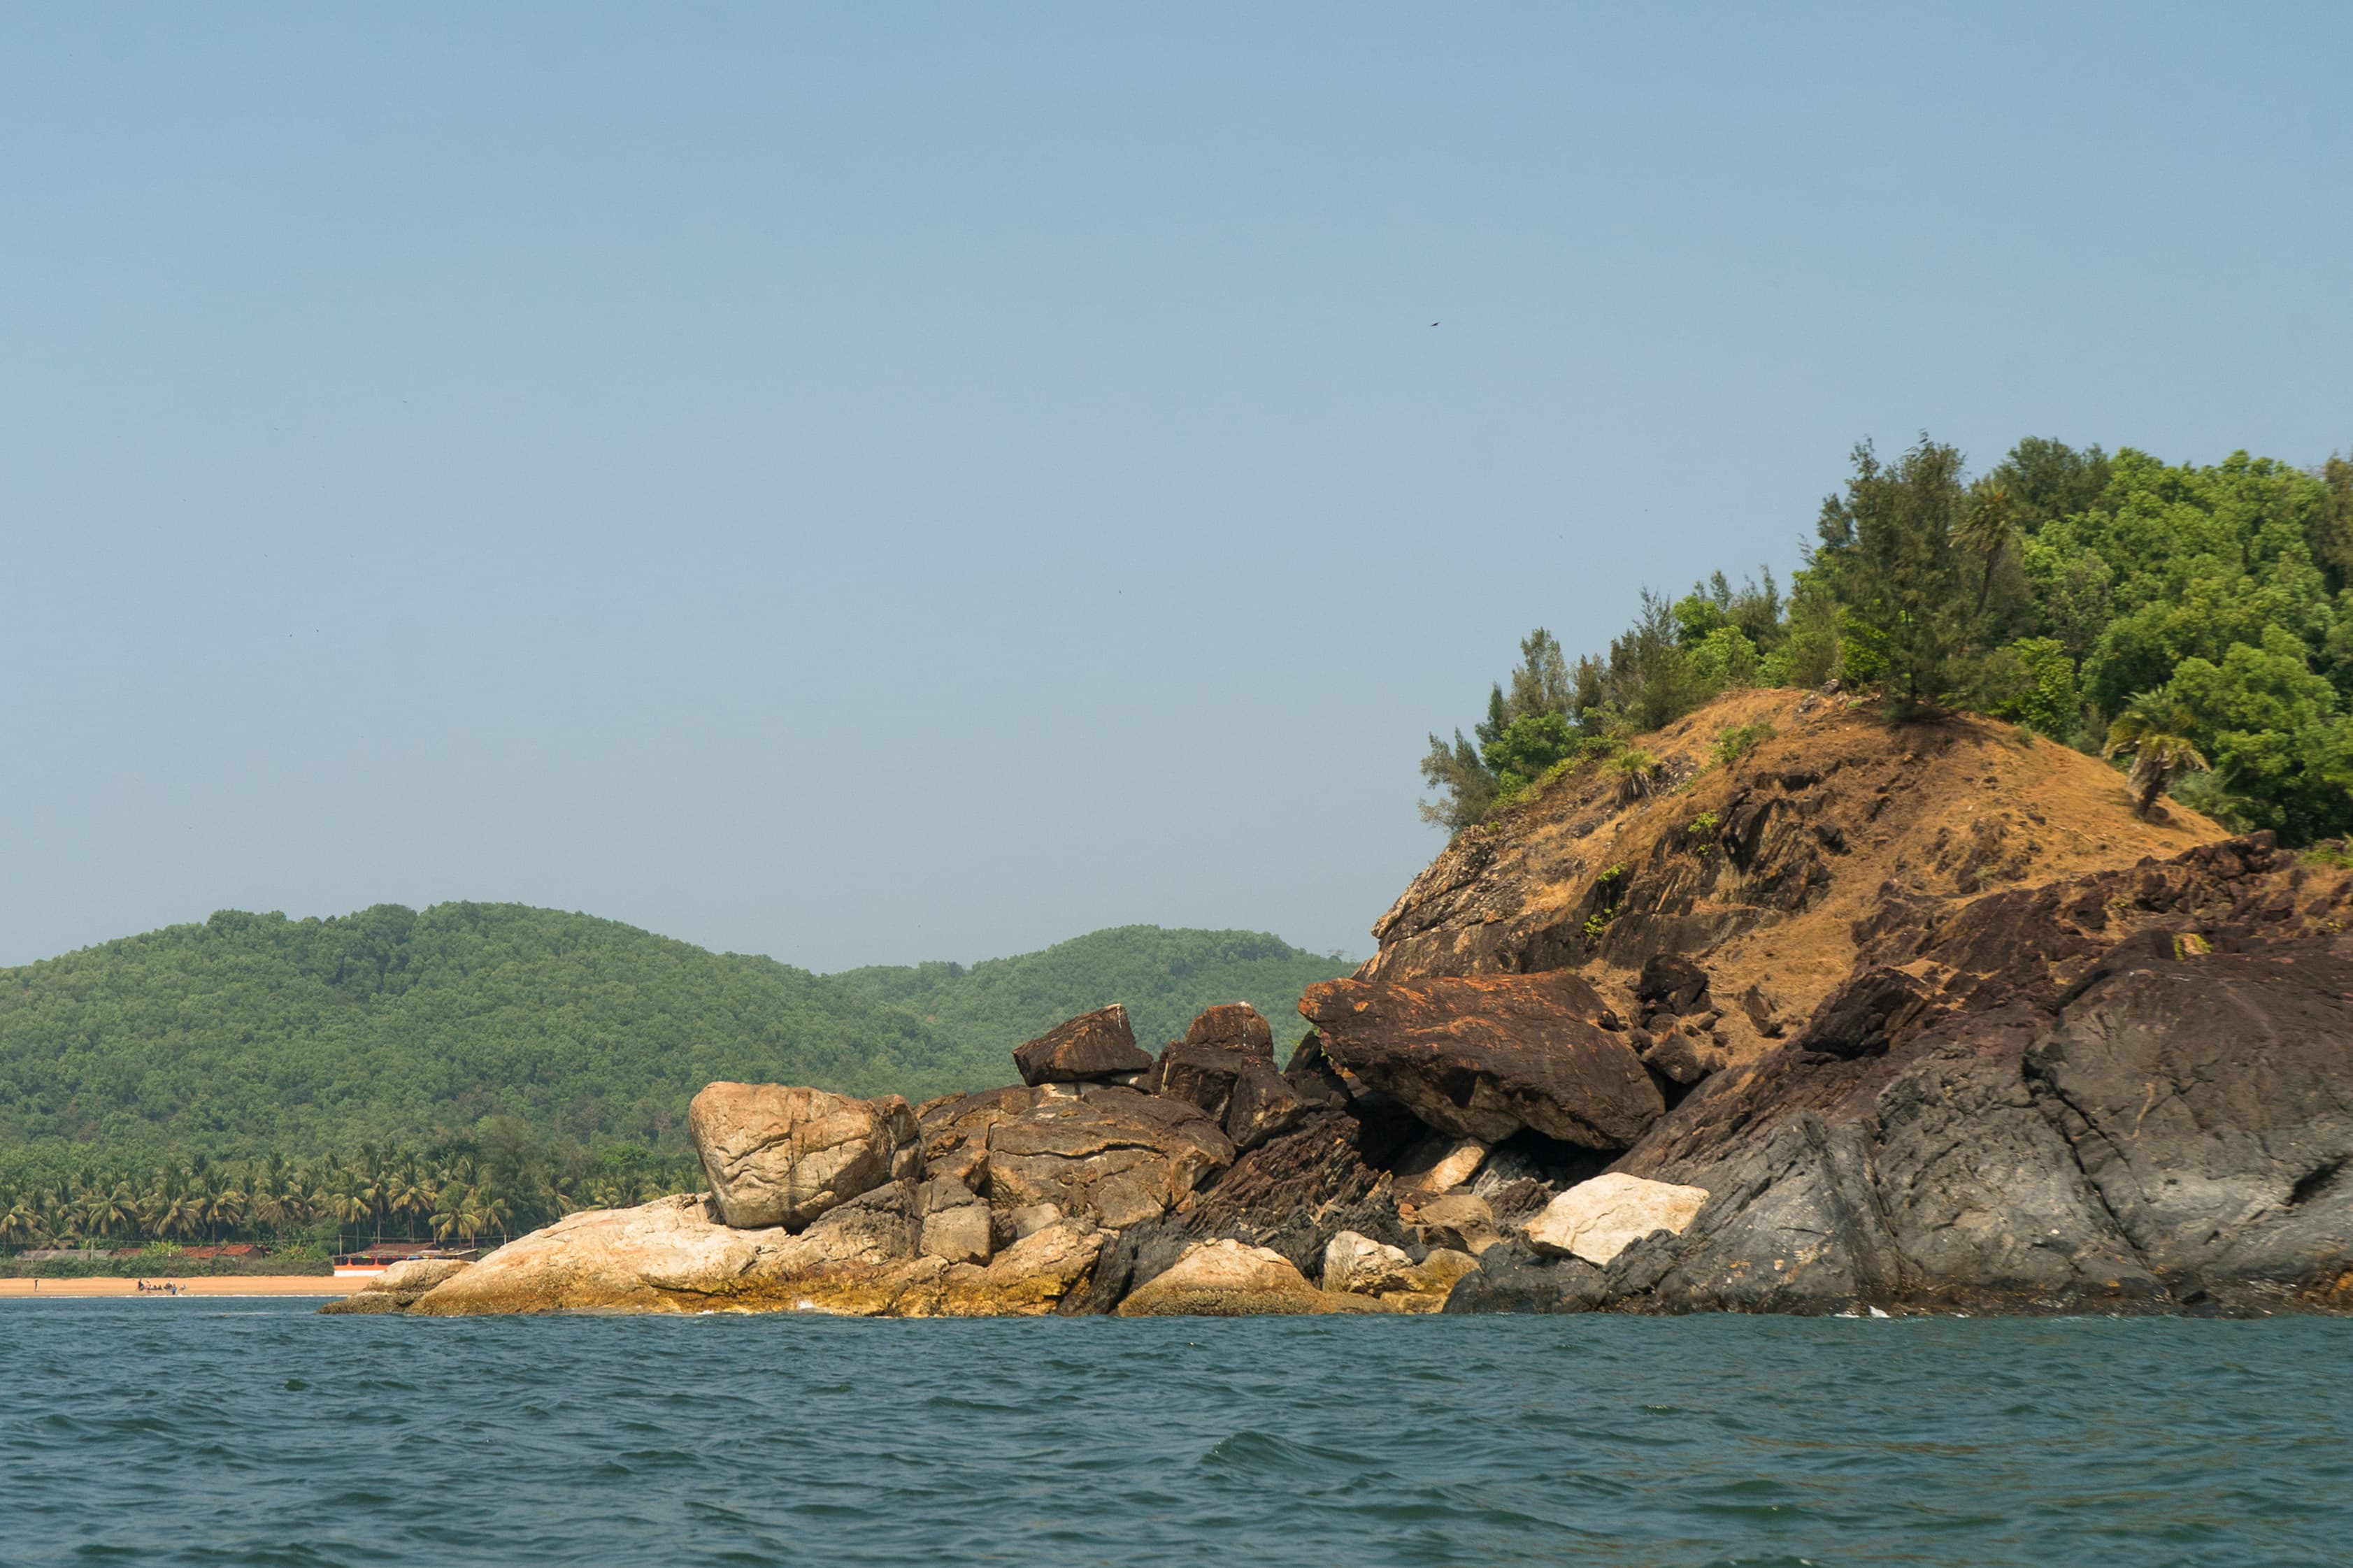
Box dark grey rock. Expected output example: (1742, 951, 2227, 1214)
(1645, 1114, 1900, 1314)
(1224, 1058, 1310, 1151)
(1280, 1033, 1352, 1111)
(1058, 1215, 1192, 1316)
(2026, 937, 2353, 1295)
(1441, 1241, 1606, 1314)
(1791, 967, 1935, 1060)
(1636, 954, 1711, 1019)
(1871, 1044, 2159, 1306)
(1149, 1041, 1250, 1121)
(1638, 1030, 1714, 1087)
(317, 1292, 405, 1315)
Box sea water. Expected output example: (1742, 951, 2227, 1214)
(2, 1302, 2347, 1567)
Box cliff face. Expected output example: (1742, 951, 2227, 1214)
(1375, 690, 2353, 1316)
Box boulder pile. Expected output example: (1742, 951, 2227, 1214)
(346, 697, 2353, 1321)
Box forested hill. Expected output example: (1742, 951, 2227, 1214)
(829, 925, 1350, 1059)
(0, 905, 1350, 1159)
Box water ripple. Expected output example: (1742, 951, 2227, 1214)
(1, 1304, 2347, 1566)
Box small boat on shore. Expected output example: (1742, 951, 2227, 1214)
(331, 1242, 479, 1278)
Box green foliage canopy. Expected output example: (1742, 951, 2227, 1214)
(1417, 436, 2353, 840)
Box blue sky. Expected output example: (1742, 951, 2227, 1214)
(3, 4, 2348, 971)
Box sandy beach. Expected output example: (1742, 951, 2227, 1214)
(0, 1275, 364, 1298)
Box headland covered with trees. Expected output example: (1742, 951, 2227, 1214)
(0, 907, 1346, 1270)
(1424, 438, 2353, 841)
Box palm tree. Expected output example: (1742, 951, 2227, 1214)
(206, 1179, 247, 1242)
(2105, 691, 2212, 817)
(431, 1186, 476, 1244)
(477, 1191, 513, 1247)
(78, 1184, 136, 1246)
(1611, 749, 1663, 805)
(34, 1184, 67, 1245)
(178, 1169, 217, 1244)
(318, 1172, 370, 1250)
(0, 1191, 38, 1248)
(140, 1174, 174, 1240)
(153, 1185, 206, 1242)
(387, 1160, 434, 1241)
(248, 1181, 290, 1237)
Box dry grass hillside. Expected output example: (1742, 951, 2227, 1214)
(1365, 687, 2227, 1073)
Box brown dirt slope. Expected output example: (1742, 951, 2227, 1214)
(1365, 687, 2226, 1073)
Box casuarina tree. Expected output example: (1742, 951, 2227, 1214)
(1809, 437, 1977, 717)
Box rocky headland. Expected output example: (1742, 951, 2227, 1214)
(340, 689, 2353, 1320)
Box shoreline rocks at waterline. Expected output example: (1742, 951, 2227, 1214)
(317, 1256, 473, 1315)
(346, 781, 2353, 1322)
(406, 1185, 1111, 1318)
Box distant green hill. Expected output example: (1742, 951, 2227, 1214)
(0, 905, 1350, 1161)
(829, 924, 1350, 1060)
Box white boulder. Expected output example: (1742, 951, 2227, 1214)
(1322, 1230, 1418, 1295)
(1524, 1173, 1710, 1265)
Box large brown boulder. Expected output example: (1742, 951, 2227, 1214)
(1013, 1004, 1153, 1085)
(917, 1081, 1234, 1227)
(1147, 1042, 1252, 1119)
(928, 1221, 1106, 1318)
(984, 1085, 1235, 1228)
(916, 1177, 992, 1265)
(1147, 1003, 1307, 1150)
(1183, 1003, 1275, 1051)
(1301, 971, 1664, 1149)
(689, 1081, 920, 1230)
